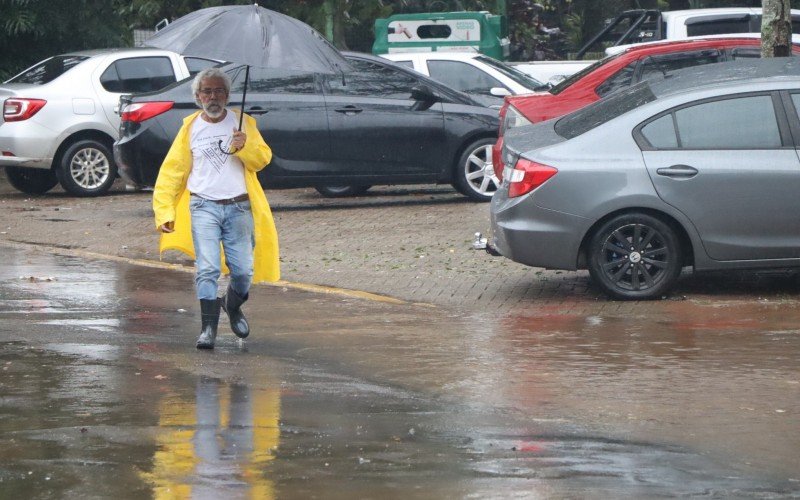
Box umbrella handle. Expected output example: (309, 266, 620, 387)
(217, 139, 236, 156)
(217, 64, 250, 155)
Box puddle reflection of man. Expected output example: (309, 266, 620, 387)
(143, 378, 280, 497)
(194, 377, 254, 494)
(152, 68, 281, 349)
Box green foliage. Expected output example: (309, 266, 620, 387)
(5, 0, 800, 80)
(0, 0, 129, 80)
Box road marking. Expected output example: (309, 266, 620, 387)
(1, 241, 417, 306)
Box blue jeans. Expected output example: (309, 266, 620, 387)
(190, 196, 254, 301)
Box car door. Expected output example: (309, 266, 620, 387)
(228, 67, 330, 183)
(323, 57, 445, 179)
(94, 54, 180, 129)
(638, 92, 800, 261)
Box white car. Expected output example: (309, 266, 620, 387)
(381, 52, 544, 107)
(0, 48, 218, 196)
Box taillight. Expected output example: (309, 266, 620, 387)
(121, 101, 174, 123)
(3, 98, 46, 122)
(499, 104, 532, 137)
(506, 158, 557, 198)
(492, 139, 504, 181)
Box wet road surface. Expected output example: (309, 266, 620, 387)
(1, 244, 798, 498)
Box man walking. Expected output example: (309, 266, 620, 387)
(152, 67, 280, 349)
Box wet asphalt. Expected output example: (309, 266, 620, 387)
(1, 244, 799, 499)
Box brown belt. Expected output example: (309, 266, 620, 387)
(192, 193, 249, 205)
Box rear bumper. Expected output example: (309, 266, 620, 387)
(114, 124, 170, 187)
(490, 189, 590, 271)
(0, 156, 52, 169)
(0, 123, 55, 169)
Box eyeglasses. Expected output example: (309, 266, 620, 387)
(199, 88, 227, 97)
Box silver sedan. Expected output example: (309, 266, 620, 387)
(490, 58, 800, 300)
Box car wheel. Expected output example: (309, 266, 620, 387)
(5, 167, 59, 195)
(453, 137, 499, 202)
(56, 139, 117, 197)
(587, 213, 683, 300)
(315, 185, 371, 198)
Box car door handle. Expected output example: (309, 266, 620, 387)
(334, 105, 362, 115)
(656, 164, 699, 178)
(246, 106, 268, 115)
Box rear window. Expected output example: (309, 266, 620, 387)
(99, 57, 176, 93)
(5, 55, 89, 85)
(475, 55, 544, 88)
(555, 83, 656, 139)
(549, 54, 619, 95)
(686, 17, 752, 36)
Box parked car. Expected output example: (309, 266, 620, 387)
(0, 48, 219, 196)
(115, 52, 500, 201)
(508, 60, 593, 86)
(381, 52, 545, 107)
(489, 58, 800, 300)
(493, 37, 800, 178)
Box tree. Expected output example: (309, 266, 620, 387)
(1, 0, 128, 79)
(762, 0, 792, 57)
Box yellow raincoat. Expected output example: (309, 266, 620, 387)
(152, 110, 280, 283)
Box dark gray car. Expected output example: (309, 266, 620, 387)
(115, 52, 500, 201)
(490, 59, 800, 299)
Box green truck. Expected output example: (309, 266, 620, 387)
(373, 11, 510, 61)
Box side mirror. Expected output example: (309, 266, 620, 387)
(490, 87, 511, 97)
(411, 84, 437, 102)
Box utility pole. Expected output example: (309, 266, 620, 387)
(762, 0, 792, 57)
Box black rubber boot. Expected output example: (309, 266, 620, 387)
(221, 286, 249, 339)
(196, 298, 221, 349)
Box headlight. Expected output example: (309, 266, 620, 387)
(499, 105, 532, 136)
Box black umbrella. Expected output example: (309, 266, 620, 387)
(145, 4, 350, 130)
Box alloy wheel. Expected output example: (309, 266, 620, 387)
(69, 147, 110, 190)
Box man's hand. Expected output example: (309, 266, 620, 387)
(231, 128, 246, 150)
(159, 221, 175, 233)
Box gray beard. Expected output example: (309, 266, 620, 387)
(203, 103, 224, 119)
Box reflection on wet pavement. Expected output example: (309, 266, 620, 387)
(143, 378, 279, 498)
(0, 245, 798, 498)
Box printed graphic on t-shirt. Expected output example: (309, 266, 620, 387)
(196, 132, 232, 174)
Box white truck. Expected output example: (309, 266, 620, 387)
(513, 7, 800, 84)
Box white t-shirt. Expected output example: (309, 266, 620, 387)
(187, 110, 247, 200)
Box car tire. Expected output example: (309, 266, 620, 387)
(453, 137, 499, 202)
(587, 213, 683, 300)
(5, 167, 59, 195)
(315, 185, 371, 198)
(56, 139, 117, 197)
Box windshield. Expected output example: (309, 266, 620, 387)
(475, 55, 543, 88)
(554, 82, 656, 139)
(549, 53, 620, 95)
(5, 55, 89, 85)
